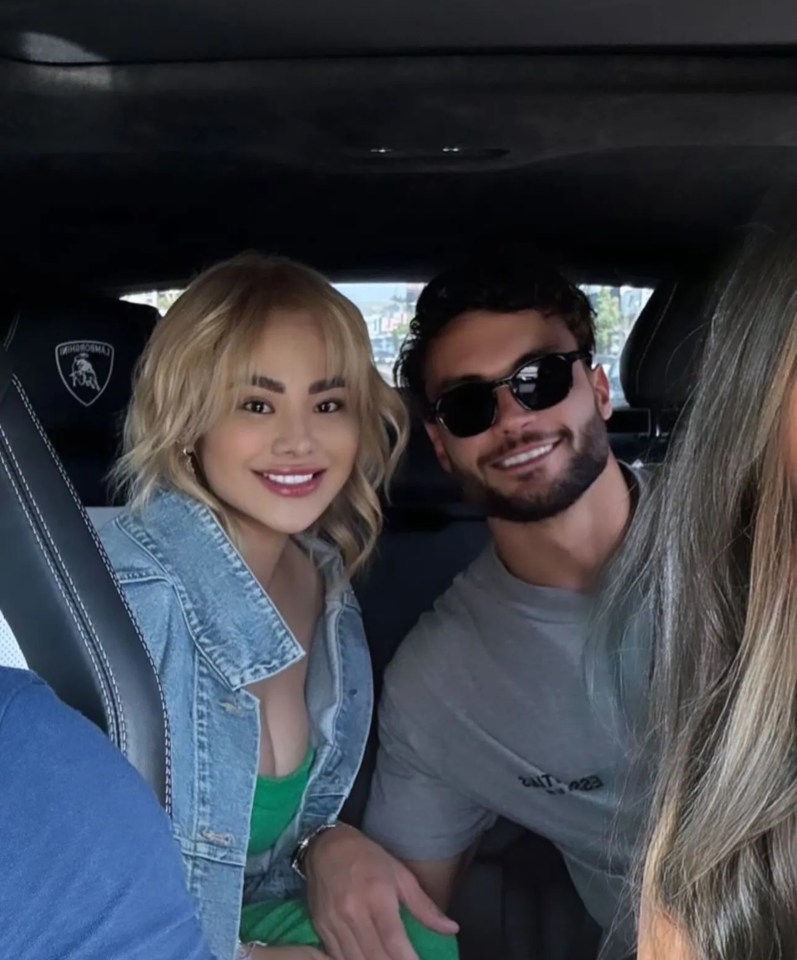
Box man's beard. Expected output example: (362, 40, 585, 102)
(456, 410, 610, 523)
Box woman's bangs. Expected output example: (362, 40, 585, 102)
(217, 305, 276, 413)
(316, 301, 374, 407)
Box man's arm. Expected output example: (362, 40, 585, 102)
(305, 654, 493, 960)
(405, 843, 479, 910)
(0, 669, 215, 960)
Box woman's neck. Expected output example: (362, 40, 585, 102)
(234, 516, 292, 590)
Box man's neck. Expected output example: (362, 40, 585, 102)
(488, 456, 634, 593)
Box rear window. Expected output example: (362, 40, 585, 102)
(123, 282, 652, 407)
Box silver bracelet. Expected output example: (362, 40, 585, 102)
(291, 821, 339, 880)
(238, 941, 269, 958)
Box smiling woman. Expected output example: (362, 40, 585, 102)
(195, 308, 362, 553)
(114, 256, 406, 573)
(96, 253, 439, 960)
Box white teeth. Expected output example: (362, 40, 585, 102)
(500, 444, 554, 468)
(265, 473, 314, 485)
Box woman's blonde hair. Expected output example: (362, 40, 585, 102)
(112, 253, 408, 574)
(606, 208, 797, 959)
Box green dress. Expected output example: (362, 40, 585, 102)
(240, 748, 459, 959)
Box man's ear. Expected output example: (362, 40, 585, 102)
(424, 421, 453, 473)
(590, 362, 613, 421)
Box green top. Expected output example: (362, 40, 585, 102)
(247, 746, 315, 857)
(242, 748, 459, 959)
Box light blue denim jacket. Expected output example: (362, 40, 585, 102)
(99, 490, 373, 960)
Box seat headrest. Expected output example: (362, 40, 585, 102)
(388, 416, 483, 524)
(3, 292, 157, 433)
(2, 292, 158, 502)
(620, 276, 711, 412)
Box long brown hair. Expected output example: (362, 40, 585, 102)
(609, 214, 797, 959)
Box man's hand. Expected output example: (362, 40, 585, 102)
(304, 823, 459, 960)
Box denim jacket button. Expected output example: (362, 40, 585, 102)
(201, 829, 234, 847)
(220, 699, 245, 715)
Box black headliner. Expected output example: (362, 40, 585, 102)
(2, 1, 797, 288)
(5, 0, 797, 63)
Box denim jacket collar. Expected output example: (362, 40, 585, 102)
(118, 489, 342, 691)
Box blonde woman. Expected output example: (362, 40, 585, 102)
(101, 256, 458, 960)
(608, 213, 797, 960)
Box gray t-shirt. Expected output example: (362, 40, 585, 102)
(363, 503, 650, 958)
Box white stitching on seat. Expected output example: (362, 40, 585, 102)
(10, 379, 174, 804)
(3, 310, 20, 350)
(10, 377, 173, 810)
(0, 420, 125, 750)
(0, 442, 117, 732)
(4, 376, 172, 812)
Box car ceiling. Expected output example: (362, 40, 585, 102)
(2, 0, 797, 289)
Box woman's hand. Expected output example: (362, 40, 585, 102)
(303, 822, 457, 960)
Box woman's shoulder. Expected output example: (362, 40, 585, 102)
(98, 506, 163, 575)
(100, 490, 234, 580)
(97, 495, 177, 580)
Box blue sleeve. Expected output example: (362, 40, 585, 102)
(0, 670, 217, 960)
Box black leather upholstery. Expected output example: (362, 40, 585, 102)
(620, 275, 711, 415)
(0, 346, 171, 809)
(356, 419, 487, 689)
(2, 292, 158, 504)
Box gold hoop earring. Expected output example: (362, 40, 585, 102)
(181, 447, 196, 478)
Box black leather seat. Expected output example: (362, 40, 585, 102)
(618, 274, 711, 460)
(2, 290, 158, 505)
(0, 292, 170, 809)
(357, 421, 488, 690)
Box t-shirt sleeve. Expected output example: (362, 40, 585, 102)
(0, 672, 215, 960)
(362, 646, 496, 862)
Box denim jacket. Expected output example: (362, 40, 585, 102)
(99, 490, 373, 960)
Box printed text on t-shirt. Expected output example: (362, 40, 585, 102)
(518, 772, 604, 796)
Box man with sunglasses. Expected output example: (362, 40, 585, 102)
(304, 255, 646, 960)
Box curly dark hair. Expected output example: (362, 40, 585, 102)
(395, 253, 596, 416)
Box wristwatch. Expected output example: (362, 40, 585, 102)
(291, 822, 339, 880)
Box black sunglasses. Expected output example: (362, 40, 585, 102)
(431, 350, 591, 439)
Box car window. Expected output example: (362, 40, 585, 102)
(581, 284, 653, 408)
(123, 282, 652, 408)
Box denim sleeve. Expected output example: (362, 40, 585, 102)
(0, 671, 216, 960)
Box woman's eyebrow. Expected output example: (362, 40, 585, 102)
(309, 376, 345, 395)
(250, 374, 285, 393)
(247, 374, 345, 394)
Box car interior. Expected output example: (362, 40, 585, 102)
(1, 1, 795, 957)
